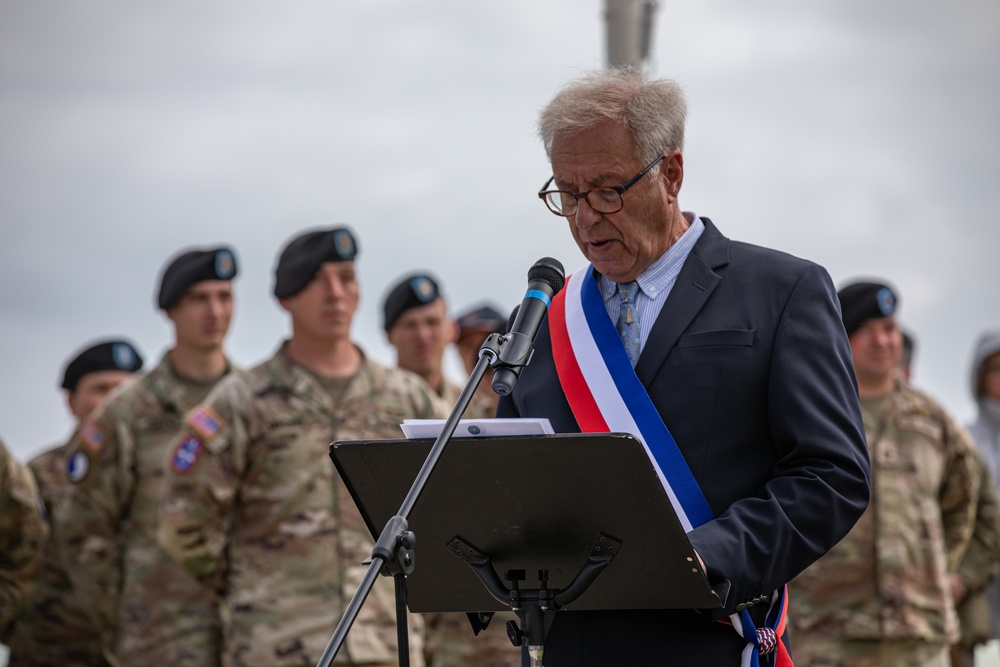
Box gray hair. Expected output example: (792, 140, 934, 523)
(538, 68, 687, 166)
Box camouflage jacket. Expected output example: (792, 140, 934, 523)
(0, 437, 47, 638)
(62, 353, 233, 666)
(954, 447, 1000, 647)
(5, 440, 110, 666)
(790, 379, 978, 643)
(157, 344, 439, 666)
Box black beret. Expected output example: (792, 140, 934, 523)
(157, 246, 238, 310)
(383, 273, 443, 331)
(61, 339, 144, 391)
(273, 227, 358, 299)
(456, 304, 507, 338)
(837, 280, 899, 336)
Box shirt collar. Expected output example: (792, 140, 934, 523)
(598, 212, 704, 301)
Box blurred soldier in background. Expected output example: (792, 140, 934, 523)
(6, 339, 143, 666)
(949, 448, 1000, 667)
(383, 273, 466, 409)
(966, 330, 1000, 664)
(157, 227, 439, 666)
(62, 246, 239, 666)
(383, 280, 518, 666)
(900, 329, 916, 382)
(0, 437, 46, 639)
(790, 280, 979, 667)
(453, 304, 507, 419)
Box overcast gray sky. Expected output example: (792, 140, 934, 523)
(2, 0, 998, 462)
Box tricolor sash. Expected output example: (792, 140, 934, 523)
(548, 265, 793, 667)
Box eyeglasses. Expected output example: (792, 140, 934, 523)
(538, 154, 666, 217)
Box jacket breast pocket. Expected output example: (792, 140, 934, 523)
(676, 329, 756, 349)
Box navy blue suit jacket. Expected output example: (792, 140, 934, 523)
(497, 219, 870, 665)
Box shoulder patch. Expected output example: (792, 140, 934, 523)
(67, 450, 91, 483)
(171, 436, 204, 475)
(187, 405, 225, 442)
(80, 421, 106, 453)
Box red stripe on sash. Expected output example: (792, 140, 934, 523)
(549, 279, 609, 432)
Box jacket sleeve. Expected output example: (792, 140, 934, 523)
(0, 441, 48, 636)
(940, 421, 982, 572)
(956, 448, 1000, 592)
(58, 404, 131, 651)
(157, 381, 244, 596)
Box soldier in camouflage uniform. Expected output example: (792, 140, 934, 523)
(6, 339, 143, 666)
(789, 281, 979, 667)
(454, 304, 508, 421)
(949, 447, 1000, 667)
(62, 246, 239, 666)
(0, 437, 47, 639)
(383, 273, 471, 413)
(383, 277, 518, 667)
(157, 227, 440, 666)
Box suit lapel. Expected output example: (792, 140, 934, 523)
(636, 218, 730, 386)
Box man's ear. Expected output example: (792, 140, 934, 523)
(663, 151, 684, 202)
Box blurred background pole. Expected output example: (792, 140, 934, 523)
(604, 0, 659, 70)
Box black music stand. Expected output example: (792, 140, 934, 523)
(329, 432, 722, 664)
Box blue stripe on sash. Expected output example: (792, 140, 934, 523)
(579, 270, 715, 529)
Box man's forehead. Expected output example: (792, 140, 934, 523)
(551, 143, 638, 187)
(393, 298, 447, 325)
(853, 315, 898, 333)
(318, 260, 356, 274)
(183, 279, 233, 297)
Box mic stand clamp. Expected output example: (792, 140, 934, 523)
(364, 515, 416, 578)
(486, 332, 535, 397)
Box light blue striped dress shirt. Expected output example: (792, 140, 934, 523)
(598, 213, 705, 352)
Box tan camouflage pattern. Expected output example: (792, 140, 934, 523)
(467, 391, 499, 421)
(156, 344, 439, 666)
(790, 636, 949, 667)
(0, 437, 47, 638)
(439, 380, 496, 421)
(5, 441, 110, 666)
(952, 447, 1000, 649)
(60, 354, 231, 666)
(423, 611, 520, 667)
(790, 379, 979, 646)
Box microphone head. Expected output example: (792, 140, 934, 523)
(528, 257, 566, 294)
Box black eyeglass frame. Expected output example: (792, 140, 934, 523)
(537, 154, 667, 217)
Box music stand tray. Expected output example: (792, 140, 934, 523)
(329, 432, 721, 614)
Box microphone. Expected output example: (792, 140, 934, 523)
(492, 257, 565, 396)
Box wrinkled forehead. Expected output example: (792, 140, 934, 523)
(550, 123, 641, 185)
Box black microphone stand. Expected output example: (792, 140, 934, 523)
(316, 332, 517, 667)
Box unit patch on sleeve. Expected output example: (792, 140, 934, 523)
(171, 436, 204, 475)
(66, 450, 91, 483)
(187, 405, 224, 442)
(81, 421, 106, 453)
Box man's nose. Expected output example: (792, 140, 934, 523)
(208, 297, 225, 318)
(326, 277, 346, 300)
(572, 196, 602, 230)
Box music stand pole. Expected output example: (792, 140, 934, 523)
(315, 334, 507, 667)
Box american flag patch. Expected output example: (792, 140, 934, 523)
(81, 421, 105, 453)
(171, 436, 203, 474)
(187, 405, 224, 441)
